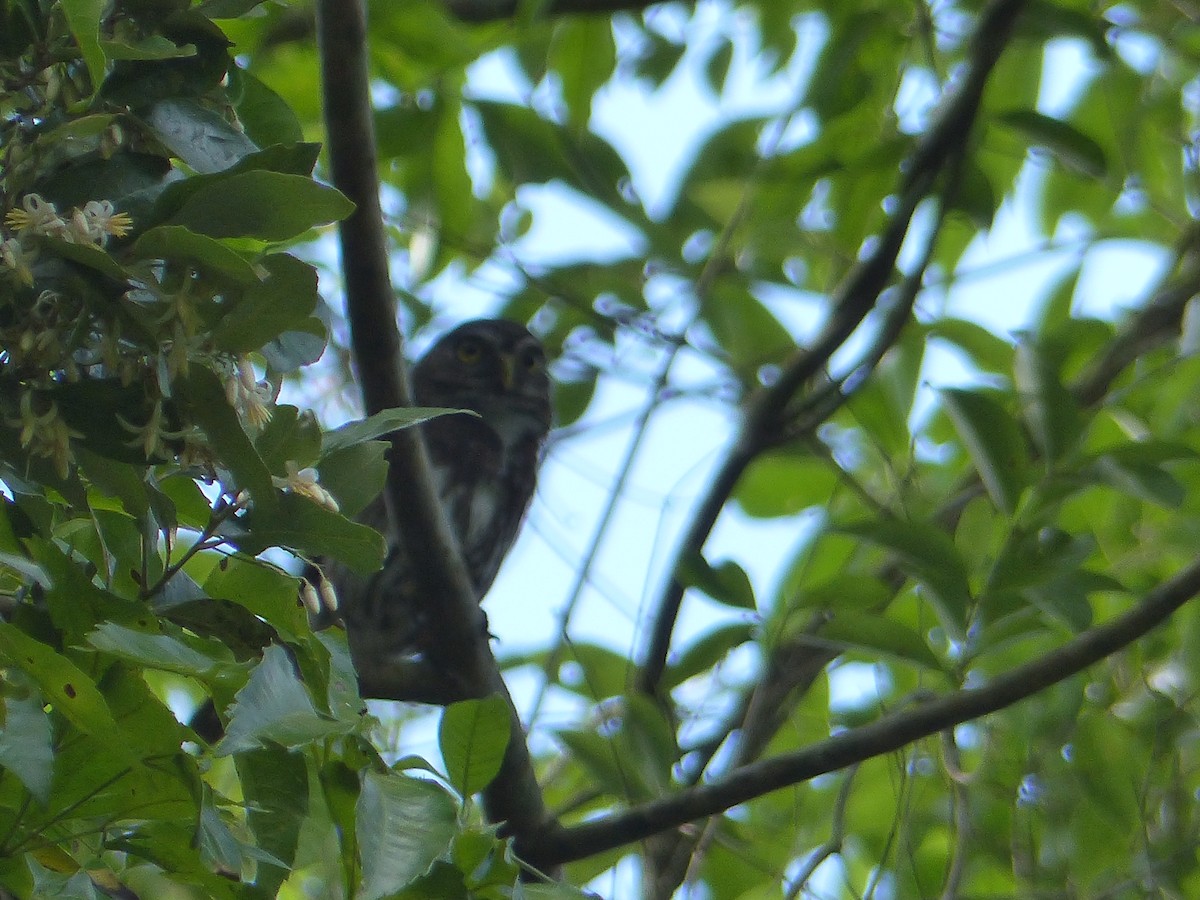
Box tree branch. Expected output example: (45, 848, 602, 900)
(531, 552, 1200, 864)
(315, 0, 553, 858)
(635, 0, 1029, 697)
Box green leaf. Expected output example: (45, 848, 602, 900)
(60, 0, 106, 89)
(545, 642, 634, 701)
(132, 225, 259, 284)
(320, 407, 468, 453)
(792, 574, 894, 613)
(473, 99, 632, 212)
(143, 97, 258, 174)
(217, 644, 345, 755)
(675, 551, 756, 610)
(213, 254, 320, 353)
(316, 441, 388, 519)
(237, 492, 385, 575)
(1072, 715, 1139, 830)
(663, 622, 755, 689)
(928, 318, 1014, 375)
(356, 770, 458, 900)
(555, 728, 640, 800)
(86, 621, 235, 678)
(226, 64, 305, 147)
(700, 283, 795, 373)
(816, 610, 943, 671)
(101, 33, 196, 61)
(996, 108, 1107, 177)
(253, 404, 322, 476)
(550, 17, 615, 130)
(439, 695, 511, 798)
(1090, 455, 1184, 508)
(1014, 340, 1082, 464)
(736, 452, 837, 518)
(940, 388, 1031, 516)
(837, 520, 972, 637)
(0, 624, 130, 754)
(74, 448, 149, 518)
(168, 171, 354, 240)
(235, 744, 308, 897)
(261, 319, 327, 372)
(38, 235, 128, 279)
(26, 858, 101, 900)
(0, 690, 54, 804)
(201, 553, 309, 643)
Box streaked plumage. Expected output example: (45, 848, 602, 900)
(322, 319, 552, 672)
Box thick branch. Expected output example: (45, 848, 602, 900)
(636, 0, 1028, 696)
(532, 552, 1200, 864)
(315, 0, 552, 855)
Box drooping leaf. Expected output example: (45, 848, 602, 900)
(143, 97, 258, 174)
(439, 695, 511, 798)
(235, 744, 308, 897)
(218, 644, 345, 755)
(86, 621, 236, 679)
(0, 624, 134, 760)
(175, 366, 277, 512)
(356, 770, 458, 900)
(940, 388, 1031, 516)
(213, 254, 321, 353)
(132, 225, 259, 284)
(1014, 340, 1082, 465)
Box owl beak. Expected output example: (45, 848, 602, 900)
(498, 353, 517, 391)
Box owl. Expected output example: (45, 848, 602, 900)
(321, 319, 552, 680)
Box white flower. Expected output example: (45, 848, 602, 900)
(224, 356, 273, 429)
(272, 460, 340, 513)
(4, 194, 66, 237)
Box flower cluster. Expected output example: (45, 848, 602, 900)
(8, 390, 82, 479)
(3, 193, 132, 248)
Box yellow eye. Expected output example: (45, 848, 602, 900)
(456, 339, 483, 364)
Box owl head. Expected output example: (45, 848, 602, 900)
(412, 319, 552, 446)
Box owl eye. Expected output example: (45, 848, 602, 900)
(520, 347, 544, 372)
(456, 339, 483, 364)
